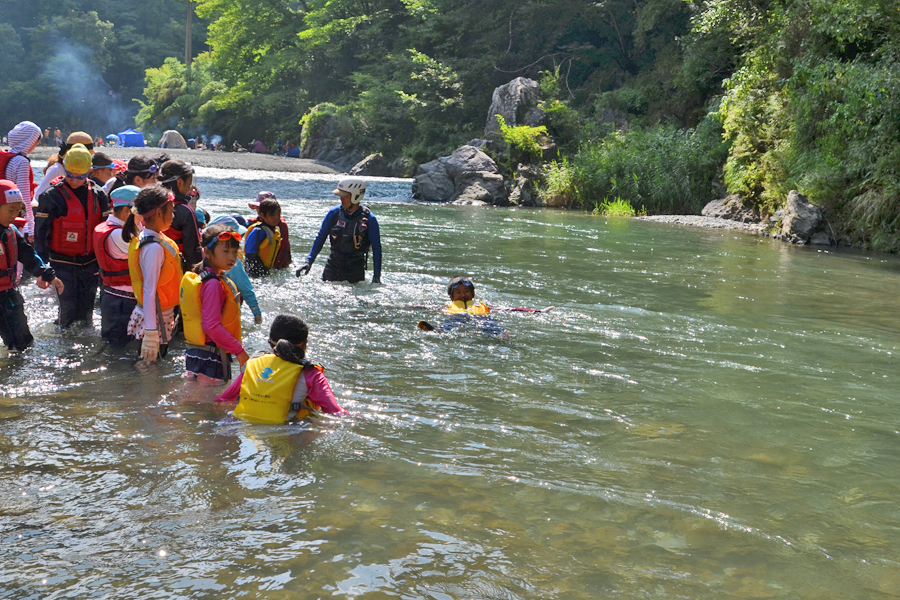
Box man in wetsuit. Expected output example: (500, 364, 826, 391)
(295, 178, 382, 284)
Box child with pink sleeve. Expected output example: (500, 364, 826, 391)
(216, 314, 345, 423)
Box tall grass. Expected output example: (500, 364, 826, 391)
(572, 115, 729, 214)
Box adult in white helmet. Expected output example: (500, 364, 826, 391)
(296, 177, 382, 284)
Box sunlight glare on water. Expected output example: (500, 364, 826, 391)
(1, 166, 900, 598)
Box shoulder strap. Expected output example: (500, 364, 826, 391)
(199, 270, 219, 283)
(138, 235, 158, 248)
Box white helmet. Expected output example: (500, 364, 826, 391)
(333, 177, 366, 204)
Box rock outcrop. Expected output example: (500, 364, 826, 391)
(412, 145, 508, 205)
(484, 77, 545, 137)
(509, 164, 544, 207)
(701, 194, 762, 223)
(779, 190, 830, 244)
(349, 153, 391, 177)
(299, 104, 365, 171)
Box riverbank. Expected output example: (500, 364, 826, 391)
(28, 146, 340, 174)
(636, 214, 768, 235)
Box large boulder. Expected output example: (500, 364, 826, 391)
(411, 160, 455, 202)
(388, 157, 418, 178)
(484, 77, 545, 137)
(701, 194, 761, 223)
(509, 163, 544, 207)
(350, 153, 391, 177)
(781, 190, 825, 243)
(412, 145, 508, 205)
(299, 103, 365, 171)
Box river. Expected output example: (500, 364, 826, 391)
(1, 166, 899, 599)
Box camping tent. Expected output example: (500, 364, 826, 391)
(285, 146, 300, 158)
(118, 129, 145, 147)
(159, 130, 187, 149)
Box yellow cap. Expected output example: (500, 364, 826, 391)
(64, 144, 93, 176)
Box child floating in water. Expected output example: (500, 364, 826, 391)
(417, 276, 554, 336)
(216, 314, 345, 423)
(180, 223, 248, 382)
(0, 180, 64, 351)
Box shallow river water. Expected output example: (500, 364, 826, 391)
(2, 166, 900, 599)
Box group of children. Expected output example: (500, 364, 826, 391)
(0, 120, 541, 426)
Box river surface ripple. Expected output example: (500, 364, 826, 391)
(1, 166, 899, 599)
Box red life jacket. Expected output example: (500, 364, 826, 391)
(162, 199, 198, 255)
(92, 220, 131, 287)
(0, 150, 36, 198)
(273, 217, 291, 269)
(0, 226, 19, 292)
(48, 182, 101, 257)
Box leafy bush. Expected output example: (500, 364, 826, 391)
(539, 158, 578, 206)
(573, 113, 729, 214)
(495, 114, 548, 167)
(593, 198, 637, 217)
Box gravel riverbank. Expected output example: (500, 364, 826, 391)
(637, 214, 768, 235)
(28, 146, 340, 174)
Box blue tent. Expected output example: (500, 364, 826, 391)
(285, 146, 300, 158)
(117, 128, 146, 148)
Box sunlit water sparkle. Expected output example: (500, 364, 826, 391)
(1, 165, 899, 598)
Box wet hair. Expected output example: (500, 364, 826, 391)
(125, 156, 157, 185)
(158, 160, 193, 190)
(193, 223, 241, 274)
(447, 275, 475, 298)
(122, 186, 172, 243)
(152, 153, 171, 166)
(43, 154, 60, 175)
(269, 314, 309, 365)
(258, 197, 280, 217)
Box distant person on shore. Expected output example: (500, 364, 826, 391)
(245, 192, 288, 276)
(35, 131, 96, 199)
(296, 178, 381, 284)
(34, 144, 110, 328)
(93, 185, 140, 347)
(216, 314, 346, 423)
(53, 128, 62, 147)
(180, 223, 248, 382)
(0, 180, 64, 351)
(158, 160, 202, 271)
(42, 128, 50, 147)
(1, 121, 42, 241)
(123, 186, 182, 362)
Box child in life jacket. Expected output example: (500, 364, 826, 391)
(244, 194, 284, 277)
(418, 276, 507, 336)
(216, 314, 345, 423)
(93, 185, 140, 347)
(180, 224, 248, 382)
(206, 214, 263, 325)
(122, 186, 183, 362)
(247, 191, 291, 272)
(0, 180, 64, 351)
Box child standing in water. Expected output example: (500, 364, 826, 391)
(180, 224, 248, 382)
(123, 186, 183, 362)
(216, 314, 345, 423)
(244, 194, 284, 277)
(0, 180, 64, 351)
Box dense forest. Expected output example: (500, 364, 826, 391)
(2, 0, 899, 249)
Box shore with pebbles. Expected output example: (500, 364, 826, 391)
(29, 146, 340, 175)
(636, 214, 768, 235)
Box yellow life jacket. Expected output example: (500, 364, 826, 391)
(180, 270, 242, 347)
(234, 354, 325, 424)
(246, 221, 281, 269)
(128, 233, 183, 310)
(445, 300, 490, 315)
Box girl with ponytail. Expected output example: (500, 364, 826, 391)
(215, 314, 345, 423)
(125, 186, 183, 362)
